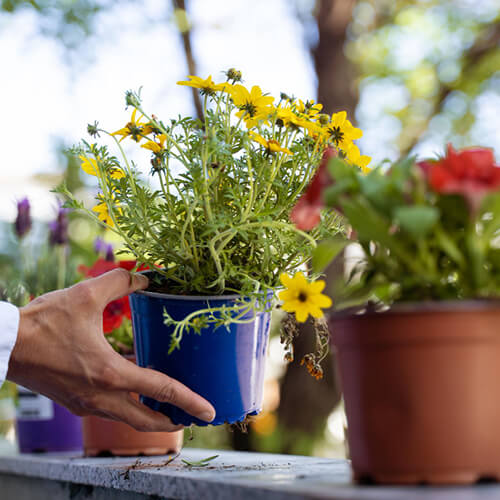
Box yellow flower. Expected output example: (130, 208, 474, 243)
(177, 75, 227, 95)
(112, 109, 153, 142)
(250, 132, 293, 155)
(79, 155, 98, 176)
(296, 99, 323, 118)
(229, 84, 274, 128)
(275, 106, 301, 128)
(79, 155, 125, 180)
(141, 134, 167, 154)
(92, 195, 122, 227)
(251, 411, 277, 436)
(325, 111, 363, 148)
(278, 272, 332, 323)
(93, 200, 114, 226)
(343, 143, 371, 173)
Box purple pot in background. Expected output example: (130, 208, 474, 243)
(16, 388, 82, 453)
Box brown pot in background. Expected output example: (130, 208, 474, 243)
(330, 301, 500, 485)
(82, 397, 184, 457)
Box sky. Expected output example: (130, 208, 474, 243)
(0, 0, 316, 221)
(0, 0, 499, 222)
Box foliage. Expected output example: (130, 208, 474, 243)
(57, 70, 369, 348)
(0, 202, 77, 306)
(345, 0, 500, 156)
(309, 145, 500, 307)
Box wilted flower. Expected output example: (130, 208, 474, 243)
(14, 198, 32, 238)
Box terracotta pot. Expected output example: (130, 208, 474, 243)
(82, 403, 183, 457)
(330, 301, 500, 485)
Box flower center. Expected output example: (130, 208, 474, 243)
(242, 102, 257, 117)
(298, 291, 308, 302)
(329, 126, 344, 145)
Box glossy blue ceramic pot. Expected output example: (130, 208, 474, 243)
(129, 287, 271, 426)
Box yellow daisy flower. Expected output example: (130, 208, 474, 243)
(296, 99, 323, 118)
(177, 75, 227, 95)
(141, 134, 167, 154)
(229, 84, 274, 128)
(326, 111, 363, 149)
(112, 109, 153, 142)
(92, 195, 122, 227)
(275, 106, 301, 128)
(250, 132, 293, 155)
(278, 272, 332, 323)
(343, 143, 371, 173)
(93, 200, 114, 226)
(79, 155, 98, 176)
(79, 155, 125, 180)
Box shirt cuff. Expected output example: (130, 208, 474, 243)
(0, 302, 20, 386)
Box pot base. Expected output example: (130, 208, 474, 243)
(354, 469, 500, 485)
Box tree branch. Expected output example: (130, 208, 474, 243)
(401, 22, 500, 156)
(172, 0, 203, 121)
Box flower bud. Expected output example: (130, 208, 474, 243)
(14, 198, 32, 238)
(226, 68, 242, 82)
(318, 114, 330, 126)
(125, 90, 141, 108)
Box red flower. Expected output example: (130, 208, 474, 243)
(79, 257, 147, 334)
(419, 144, 500, 211)
(290, 147, 337, 230)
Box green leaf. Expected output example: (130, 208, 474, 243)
(181, 455, 219, 467)
(312, 237, 348, 273)
(393, 205, 439, 238)
(341, 197, 392, 245)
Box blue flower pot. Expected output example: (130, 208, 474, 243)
(129, 288, 271, 426)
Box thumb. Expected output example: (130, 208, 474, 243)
(86, 268, 149, 305)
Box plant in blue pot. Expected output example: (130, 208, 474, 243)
(58, 69, 369, 426)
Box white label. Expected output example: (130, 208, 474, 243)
(16, 386, 54, 421)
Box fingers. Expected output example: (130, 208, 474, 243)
(83, 391, 184, 432)
(116, 358, 216, 423)
(81, 268, 149, 305)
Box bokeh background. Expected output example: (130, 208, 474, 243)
(0, 0, 499, 457)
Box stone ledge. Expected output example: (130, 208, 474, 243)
(0, 449, 499, 499)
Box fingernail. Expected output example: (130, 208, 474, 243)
(197, 411, 215, 422)
(134, 273, 149, 288)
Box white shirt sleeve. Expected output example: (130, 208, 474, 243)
(0, 302, 20, 386)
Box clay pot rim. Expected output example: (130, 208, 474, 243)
(330, 299, 500, 321)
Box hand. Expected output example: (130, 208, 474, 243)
(7, 268, 215, 431)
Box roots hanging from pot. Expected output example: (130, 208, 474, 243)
(279, 313, 330, 380)
(226, 414, 258, 434)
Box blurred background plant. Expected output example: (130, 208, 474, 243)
(0, 0, 498, 458)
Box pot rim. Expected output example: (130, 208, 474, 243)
(133, 270, 274, 301)
(330, 298, 500, 320)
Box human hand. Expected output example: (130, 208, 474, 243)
(7, 268, 215, 431)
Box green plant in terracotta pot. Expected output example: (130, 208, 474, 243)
(56, 69, 369, 426)
(78, 244, 184, 456)
(292, 144, 500, 485)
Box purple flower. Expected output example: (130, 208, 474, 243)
(49, 207, 69, 246)
(94, 237, 114, 262)
(14, 198, 32, 238)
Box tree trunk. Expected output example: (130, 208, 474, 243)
(276, 0, 358, 453)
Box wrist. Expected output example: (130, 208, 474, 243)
(7, 302, 41, 384)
